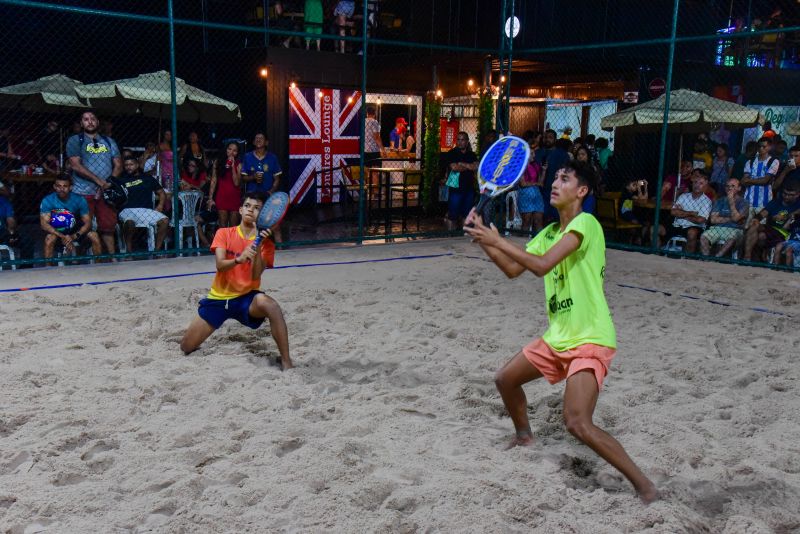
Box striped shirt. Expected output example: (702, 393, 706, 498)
(743, 157, 779, 210)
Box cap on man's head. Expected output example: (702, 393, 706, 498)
(395, 117, 408, 125)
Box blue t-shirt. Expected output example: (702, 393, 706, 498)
(40, 192, 89, 234)
(0, 195, 13, 232)
(711, 196, 750, 228)
(65, 133, 120, 196)
(241, 151, 282, 193)
(763, 198, 800, 230)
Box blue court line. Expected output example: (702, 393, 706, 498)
(464, 258, 792, 318)
(0, 253, 453, 293)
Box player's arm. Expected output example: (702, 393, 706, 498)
(215, 246, 245, 272)
(464, 213, 580, 278)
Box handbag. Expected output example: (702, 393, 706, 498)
(445, 170, 460, 188)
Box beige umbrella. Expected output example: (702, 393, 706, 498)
(600, 88, 762, 133)
(787, 122, 800, 136)
(75, 71, 241, 123)
(0, 74, 86, 112)
(601, 89, 763, 196)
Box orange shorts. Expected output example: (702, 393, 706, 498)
(84, 195, 118, 234)
(522, 338, 616, 390)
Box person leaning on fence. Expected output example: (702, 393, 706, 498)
(39, 174, 101, 261)
(743, 178, 800, 263)
(662, 171, 712, 253)
(65, 109, 122, 256)
(699, 177, 749, 258)
(111, 155, 169, 253)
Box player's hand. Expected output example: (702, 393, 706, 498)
(258, 229, 272, 244)
(237, 246, 257, 263)
(464, 207, 479, 226)
(463, 216, 501, 246)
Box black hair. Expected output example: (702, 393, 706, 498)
(54, 173, 72, 184)
(366, 105, 376, 115)
(790, 145, 800, 152)
(692, 167, 710, 179)
(595, 137, 609, 149)
(777, 139, 788, 147)
(545, 128, 557, 137)
(758, 136, 772, 145)
(183, 157, 202, 172)
(456, 131, 473, 153)
(585, 134, 596, 144)
(784, 178, 800, 192)
(253, 131, 268, 141)
(242, 191, 267, 204)
(745, 140, 758, 151)
(554, 138, 571, 152)
(717, 143, 729, 154)
(561, 160, 598, 196)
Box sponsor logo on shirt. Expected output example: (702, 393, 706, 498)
(549, 294, 574, 314)
(86, 143, 110, 154)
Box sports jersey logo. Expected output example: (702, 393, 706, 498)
(549, 294, 573, 314)
(86, 143, 110, 154)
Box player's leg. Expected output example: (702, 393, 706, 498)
(180, 316, 216, 354)
(249, 293, 292, 369)
(494, 351, 544, 447)
(563, 370, 657, 503)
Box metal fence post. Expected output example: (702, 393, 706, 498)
(168, 0, 180, 253)
(358, 0, 368, 244)
(651, 0, 681, 250)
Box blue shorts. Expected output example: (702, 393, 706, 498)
(448, 189, 475, 220)
(198, 290, 265, 330)
(517, 186, 544, 214)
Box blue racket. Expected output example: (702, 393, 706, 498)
(252, 192, 289, 249)
(474, 136, 530, 221)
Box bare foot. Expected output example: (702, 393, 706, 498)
(636, 481, 660, 504)
(504, 433, 534, 450)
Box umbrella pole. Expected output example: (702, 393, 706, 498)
(59, 127, 64, 171)
(676, 134, 683, 202)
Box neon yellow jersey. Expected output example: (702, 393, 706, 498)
(525, 212, 616, 351)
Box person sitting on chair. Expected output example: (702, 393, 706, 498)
(111, 155, 169, 253)
(662, 171, 712, 253)
(699, 177, 749, 258)
(40, 174, 101, 262)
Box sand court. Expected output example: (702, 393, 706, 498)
(1, 239, 799, 532)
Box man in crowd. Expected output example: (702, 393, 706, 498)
(731, 141, 757, 180)
(66, 109, 122, 255)
(0, 184, 19, 252)
(743, 178, 800, 262)
(742, 137, 779, 214)
(665, 171, 713, 253)
(40, 175, 101, 261)
(774, 145, 800, 193)
(111, 155, 169, 253)
(541, 138, 572, 221)
(242, 132, 283, 241)
(699, 177, 749, 257)
(241, 133, 282, 196)
(535, 129, 556, 165)
(691, 134, 713, 170)
(363, 106, 383, 164)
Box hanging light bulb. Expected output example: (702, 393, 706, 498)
(290, 81, 296, 89)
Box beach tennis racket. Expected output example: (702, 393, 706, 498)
(252, 192, 289, 249)
(473, 136, 530, 224)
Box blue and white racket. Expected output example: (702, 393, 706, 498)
(474, 135, 530, 220)
(252, 192, 289, 249)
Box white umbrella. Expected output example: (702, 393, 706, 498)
(787, 122, 800, 136)
(0, 74, 86, 112)
(601, 89, 763, 196)
(75, 71, 241, 124)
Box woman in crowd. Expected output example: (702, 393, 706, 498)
(180, 131, 206, 169)
(180, 157, 215, 248)
(518, 147, 545, 235)
(158, 130, 175, 208)
(208, 141, 242, 228)
(710, 143, 734, 196)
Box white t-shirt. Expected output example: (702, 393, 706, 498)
(673, 192, 712, 229)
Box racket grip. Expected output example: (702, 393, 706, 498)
(467, 194, 491, 226)
(252, 235, 264, 249)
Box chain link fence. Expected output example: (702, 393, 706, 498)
(0, 0, 798, 272)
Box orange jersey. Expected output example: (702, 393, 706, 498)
(208, 226, 275, 299)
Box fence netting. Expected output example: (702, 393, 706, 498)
(0, 0, 797, 272)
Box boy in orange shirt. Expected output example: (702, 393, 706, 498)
(180, 192, 293, 369)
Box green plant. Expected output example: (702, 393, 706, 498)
(476, 90, 494, 154)
(422, 93, 442, 211)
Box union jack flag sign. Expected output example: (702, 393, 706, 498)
(288, 86, 362, 205)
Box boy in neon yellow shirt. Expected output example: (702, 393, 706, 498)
(464, 160, 657, 503)
(180, 192, 292, 370)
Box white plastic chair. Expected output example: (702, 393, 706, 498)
(172, 191, 203, 255)
(663, 236, 687, 252)
(0, 245, 16, 270)
(505, 190, 522, 232)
